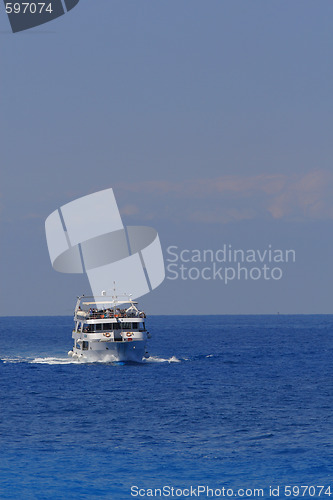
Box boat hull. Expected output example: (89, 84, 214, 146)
(69, 340, 147, 363)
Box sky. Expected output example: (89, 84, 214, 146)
(1, 0, 333, 315)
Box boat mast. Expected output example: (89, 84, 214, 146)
(113, 281, 116, 316)
(74, 296, 82, 318)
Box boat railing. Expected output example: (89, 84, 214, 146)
(75, 310, 146, 320)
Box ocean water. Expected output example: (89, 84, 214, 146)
(0, 315, 332, 499)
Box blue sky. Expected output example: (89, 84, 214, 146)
(1, 1, 333, 315)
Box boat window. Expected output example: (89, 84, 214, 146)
(82, 341, 89, 351)
(122, 322, 131, 329)
(113, 323, 120, 330)
(104, 323, 112, 330)
(75, 340, 81, 349)
(131, 323, 137, 330)
(95, 324, 101, 331)
(139, 322, 145, 330)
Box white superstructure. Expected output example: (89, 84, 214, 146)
(68, 293, 150, 363)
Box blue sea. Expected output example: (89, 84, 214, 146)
(0, 315, 333, 499)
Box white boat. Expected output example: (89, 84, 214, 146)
(68, 293, 151, 363)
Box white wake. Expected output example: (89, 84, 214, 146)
(1, 354, 184, 365)
(144, 355, 182, 363)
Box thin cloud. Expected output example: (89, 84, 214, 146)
(116, 170, 333, 223)
(119, 204, 139, 216)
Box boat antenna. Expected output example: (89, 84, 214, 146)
(113, 281, 116, 316)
